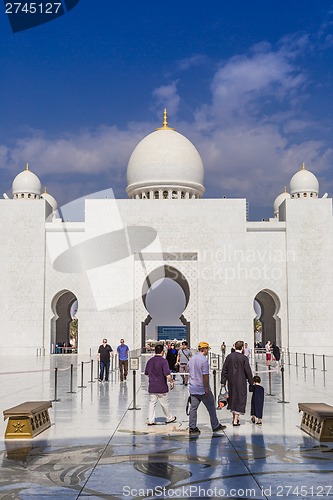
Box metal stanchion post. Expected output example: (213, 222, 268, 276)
(288, 350, 290, 366)
(52, 367, 60, 402)
(67, 363, 76, 393)
(78, 361, 86, 388)
(89, 359, 95, 383)
(278, 366, 289, 404)
(322, 354, 327, 372)
(213, 369, 217, 403)
(311, 353, 316, 370)
(255, 361, 258, 373)
(128, 370, 141, 410)
(295, 352, 298, 367)
(267, 365, 274, 396)
(96, 359, 100, 379)
(111, 355, 114, 372)
(303, 353, 307, 368)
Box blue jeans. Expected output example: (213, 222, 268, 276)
(189, 391, 219, 430)
(99, 361, 110, 381)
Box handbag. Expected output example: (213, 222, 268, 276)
(217, 386, 228, 409)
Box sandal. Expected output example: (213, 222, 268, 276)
(251, 416, 255, 423)
(233, 418, 240, 426)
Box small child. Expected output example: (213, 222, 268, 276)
(249, 375, 264, 425)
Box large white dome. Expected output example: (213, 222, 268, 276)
(290, 163, 319, 199)
(12, 164, 42, 199)
(126, 112, 204, 199)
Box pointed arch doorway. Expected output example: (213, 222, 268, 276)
(141, 265, 190, 348)
(51, 290, 78, 353)
(253, 289, 281, 346)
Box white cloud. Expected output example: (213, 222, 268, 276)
(177, 54, 208, 71)
(151, 81, 180, 118)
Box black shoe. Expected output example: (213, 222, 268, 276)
(213, 424, 226, 432)
(189, 427, 201, 435)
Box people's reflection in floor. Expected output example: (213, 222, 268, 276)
(97, 381, 110, 424)
(185, 435, 224, 489)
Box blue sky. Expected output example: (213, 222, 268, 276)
(1, 1, 333, 219)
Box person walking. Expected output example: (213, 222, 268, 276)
(117, 338, 129, 381)
(272, 342, 281, 366)
(221, 340, 253, 426)
(221, 342, 226, 362)
(176, 340, 192, 385)
(265, 340, 272, 366)
(166, 343, 178, 380)
(144, 344, 177, 426)
(188, 341, 226, 435)
(98, 339, 114, 382)
(244, 342, 251, 360)
(249, 375, 264, 425)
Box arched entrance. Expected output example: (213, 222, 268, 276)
(51, 290, 78, 353)
(254, 289, 281, 346)
(141, 265, 190, 348)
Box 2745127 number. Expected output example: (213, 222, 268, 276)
(5, 3, 62, 14)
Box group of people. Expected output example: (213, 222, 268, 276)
(165, 341, 192, 385)
(97, 336, 269, 432)
(97, 338, 129, 382)
(145, 339, 266, 433)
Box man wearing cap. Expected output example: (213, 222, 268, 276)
(187, 341, 226, 435)
(176, 340, 192, 385)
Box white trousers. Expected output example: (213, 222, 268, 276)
(148, 393, 173, 423)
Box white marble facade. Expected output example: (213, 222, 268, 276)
(1, 117, 333, 355)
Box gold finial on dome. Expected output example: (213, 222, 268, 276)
(284, 186, 287, 193)
(26, 163, 29, 171)
(301, 162, 305, 170)
(156, 108, 176, 131)
(44, 187, 47, 194)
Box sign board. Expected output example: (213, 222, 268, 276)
(129, 357, 139, 371)
(211, 357, 219, 369)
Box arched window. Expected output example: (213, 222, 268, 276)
(154, 191, 159, 199)
(163, 190, 168, 199)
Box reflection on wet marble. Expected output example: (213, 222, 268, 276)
(0, 354, 332, 498)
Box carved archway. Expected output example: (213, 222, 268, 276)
(254, 289, 281, 346)
(50, 290, 78, 353)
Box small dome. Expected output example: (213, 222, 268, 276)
(273, 187, 290, 217)
(290, 163, 319, 199)
(41, 189, 58, 211)
(126, 110, 204, 199)
(12, 164, 42, 199)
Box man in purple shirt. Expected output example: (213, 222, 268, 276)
(188, 341, 226, 435)
(144, 344, 177, 426)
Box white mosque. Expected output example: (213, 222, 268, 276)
(1, 110, 332, 355)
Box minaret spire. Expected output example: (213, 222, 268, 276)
(156, 108, 175, 131)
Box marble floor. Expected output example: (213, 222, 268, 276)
(0, 353, 332, 499)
